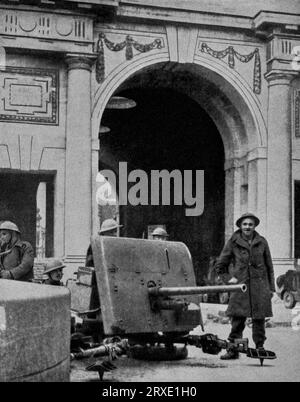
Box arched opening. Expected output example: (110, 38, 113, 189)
(99, 73, 226, 283)
(94, 60, 264, 283)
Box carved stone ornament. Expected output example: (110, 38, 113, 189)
(95, 32, 164, 84)
(200, 43, 262, 94)
(65, 55, 96, 72)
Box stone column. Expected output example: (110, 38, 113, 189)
(224, 159, 243, 242)
(256, 157, 268, 236)
(64, 55, 95, 269)
(247, 159, 257, 214)
(92, 138, 100, 237)
(265, 72, 294, 265)
(247, 148, 268, 237)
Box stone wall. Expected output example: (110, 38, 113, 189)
(0, 53, 67, 258)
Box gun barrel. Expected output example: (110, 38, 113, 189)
(148, 284, 247, 297)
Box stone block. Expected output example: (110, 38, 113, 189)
(0, 280, 70, 382)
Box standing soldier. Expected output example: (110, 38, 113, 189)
(215, 213, 275, 359)
(0, 221, 34, 282)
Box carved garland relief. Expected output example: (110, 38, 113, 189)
(93, 31, 262, 96)
(200, 43, 262, 94)
(95, 32, 164, 84)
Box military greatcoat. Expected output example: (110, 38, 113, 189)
(0, 240, 34, 282)
(215, 231, 275, 319)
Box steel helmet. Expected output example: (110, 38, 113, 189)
(152, 228, 169, 238)
(99, 219, 123, 234)
(0, 221, 20, 234)
(236, 213, 260, 228)
(44, 259, 66, 275)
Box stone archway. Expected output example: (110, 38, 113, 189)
(92, 55, 267, 245)
(100, 84, 225, 283)
(92, 53, 266, 150)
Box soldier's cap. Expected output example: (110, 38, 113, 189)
(152, 227, 169, 237)
(236, 213, 260, 228)
(99, 219, 123, 234)
(44, 259, 66, 275)
(0, 221, 20, 234)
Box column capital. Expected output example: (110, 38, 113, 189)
(224, 157, 244, 172)
(247, 147, 268, 162)
(65, 54, 97, 72)
(265, 70, 298, 86)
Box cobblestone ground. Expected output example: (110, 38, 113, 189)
(70, 322, 300, 383)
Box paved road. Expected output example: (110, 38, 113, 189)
(71, 322, 300, 383)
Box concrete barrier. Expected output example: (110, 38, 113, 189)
(0, 280, 70, 382)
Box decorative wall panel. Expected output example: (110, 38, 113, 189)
(0, 67, 58, 125)
(0, 9, 92, 43)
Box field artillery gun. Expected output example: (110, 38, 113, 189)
(69, 236, 276, 368)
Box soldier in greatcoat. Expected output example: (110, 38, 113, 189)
(215, 213, 275, 359)
(0, 221, 34, 282)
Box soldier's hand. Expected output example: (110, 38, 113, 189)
(0, 270, 13, 279)
(228, 277, 239, 285)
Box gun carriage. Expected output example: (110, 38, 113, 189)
(68, 236, 276, 372)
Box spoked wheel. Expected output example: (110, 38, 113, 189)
(129, 344, 188, 361)
(283, 291, 296, 309)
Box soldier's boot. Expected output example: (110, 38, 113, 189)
(220, 348, 239, 360)
(256, 346, 266, 366)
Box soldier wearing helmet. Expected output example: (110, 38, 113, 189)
(43, 259, 66, 286)
(215, 213, 275, 360)
(0, 221, 34, 282)
(98, 219, 123, 237)
(152, 227, 169, 241)
(85, 219, 123, 267)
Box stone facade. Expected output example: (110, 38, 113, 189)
(0, 0, 299, 277)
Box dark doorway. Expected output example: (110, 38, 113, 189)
(0, 171, 54, 257)
(295, 181, 300, 259)
(100, 87, 225, 283)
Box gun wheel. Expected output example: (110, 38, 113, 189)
(283, 291, 296, 309)
(129, 344, 188, 361)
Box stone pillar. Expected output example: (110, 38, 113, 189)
(224, 159, 243, 242)
(92, 138, 100, 237)
(247, 148, 268, 237)
(247, 159, 257, 214)
(265, 72, 294, 266)
(256, 157, 267, 236)
(64, 55, 95, 268)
